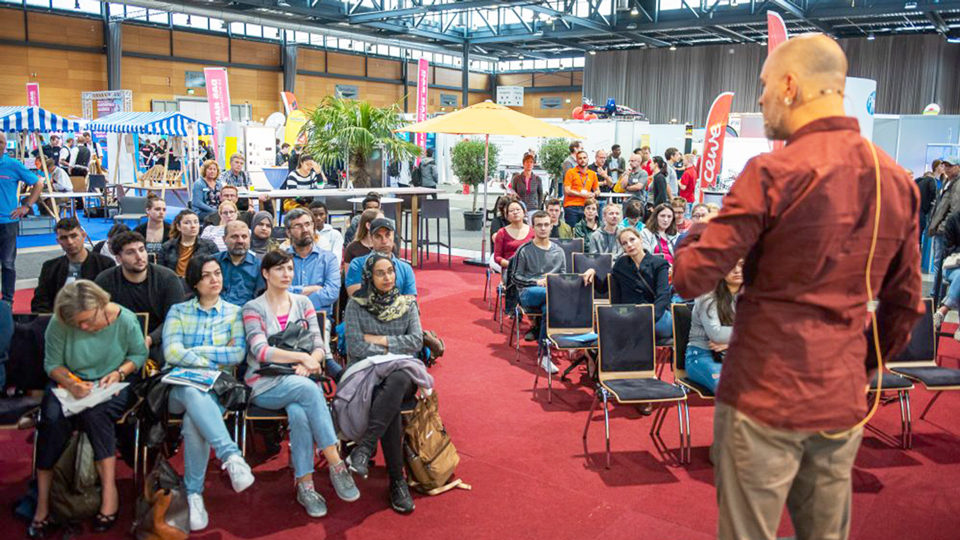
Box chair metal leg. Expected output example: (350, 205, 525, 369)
(684, 401, 692, 464)
(897, 391, 907, 449)
(133, 420, 141, 492)
(602, 389, 611, 469)
(904, 391, 913, 449)
(533, 344, 542, 395)
(241, 417, 248, 457)
(484, 269, 490, 303)
(919, 391, 943, 420)
(545, 342, 553, 404)
(676, 402, 686, 463)
(583, 390, 599, 440)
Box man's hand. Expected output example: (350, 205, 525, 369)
(301, 285, 321, 296)
(582, 268, 596, 285)
(10, 205, 30, 219)
(536, 278, 547, 287)
(144, 335, 153, 349)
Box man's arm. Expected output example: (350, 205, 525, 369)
(307, 255, 340, 311)
(673, 158, 769, 298)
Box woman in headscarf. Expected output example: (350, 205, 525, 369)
(249, 211, 279, 259)
(341, 253, 428, 515)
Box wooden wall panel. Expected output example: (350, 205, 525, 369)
(533, 72, 574, 87)
(572, 71, 583, 85)
(172, 31, 228, 62)
(27, 12, 102, 47)
(231, 39, 279, 67)
(497, 73, 533, 87)
(468, 72, 489, 90)
(327, 52, 364, 76)
(298, 74, 403, 109)
(434, 67, 460, 87)
(122, 24, 170, 56)
(367, 58, 401, 80)
(230, 67, 282, 120)
(0, 8, 25, 40)
(0, 44, 106, 115)
(299, 48, 325, 72)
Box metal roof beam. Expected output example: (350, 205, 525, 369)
(347, 0, 522, 24)
(526, 4, 611, 32)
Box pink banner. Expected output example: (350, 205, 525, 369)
(767, 12, 788, 151)
(415, 58, 429, 164)
(203, 67, 232, 155)
(26, 83, 40, 107)
(697, 92, 735, 203)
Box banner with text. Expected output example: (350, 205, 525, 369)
(415, 58, 429, 164)
(281, 91, 299, 116)
(767, 12, 788, 151)
(203, 67, 232, 157)
(697, 92, 735, 203)
(26, 83, 40, 107)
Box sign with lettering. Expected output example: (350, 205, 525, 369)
(697, 92, 735, 203)
(496, 86, 524, 107)
(203, 67, 232, 156)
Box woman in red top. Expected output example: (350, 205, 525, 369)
(492, 200, 534, 270)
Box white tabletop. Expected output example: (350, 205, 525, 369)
(240, 187, 442, 199)
(107, 183, 188, 191)
(597, 192, 631, 198)
(27, 192, 102, 199)
(347, 196, 403, 204)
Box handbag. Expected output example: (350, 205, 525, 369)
(944, 252, 960, 272)
(131, 457, 189, 540)
(267, 318, 315, 354)
(49, 432, 101, 523)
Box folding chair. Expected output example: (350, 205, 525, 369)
(550, 237, 584, 271)
(609, 274, 673, 375)
(535, 274, 597, 403)
(113, 195, 148, 227)
(888, 298, 960, 425)
(670, 303, 708, 464)
(573, 252, 612, 304)
(583, 304, 687, 468)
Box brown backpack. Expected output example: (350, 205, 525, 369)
(402, 392, 470, 495)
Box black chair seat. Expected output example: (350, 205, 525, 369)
(520, 305, 542, 315)
(549, 332, 598, 348)
(602, 378, 685, 403)
(869, 372, 914, 390)
(677, 377, 716, 398)
(245, 405, 288, 419)
(891, 367, 960, 388)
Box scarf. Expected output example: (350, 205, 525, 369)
(351, 253, 415, 322)
(250, 211, 273, 256)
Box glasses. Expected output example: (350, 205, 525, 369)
(288, 222, 312, 231)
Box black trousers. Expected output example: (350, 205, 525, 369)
(36, 383, 135, 470)
(358, 371, 416, 480)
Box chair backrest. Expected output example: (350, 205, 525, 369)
(888, 297, 936, 367)
(420, 198, 450, 219)
(135, 312, 150, 340)
(671, 303, 693, 375)
(573, 252, 612, 299)
(550, 238, 584, 271)
(118, 195, 148, 214)
(608, 273, 622, 303)
(87, 174, 106, 191)
(596, 304, 656, 378)
(546, 273, 594, 332)
(69, 176, 87, 192)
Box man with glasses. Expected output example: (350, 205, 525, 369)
(285, 208, 340, 317)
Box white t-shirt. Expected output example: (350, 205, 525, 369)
(51, 167, 72, 192)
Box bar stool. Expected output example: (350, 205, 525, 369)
(417, 198, 452, 267)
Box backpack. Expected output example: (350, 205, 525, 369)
(387, 161, 401, 177)
(402, 392, 469, 495)
(131, 457, 190, 540)
(411, 164, 423, 187)
(49, 432, 102, 523)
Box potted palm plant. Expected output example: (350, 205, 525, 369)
(303, 96, 420, 188)
(451, 139, 499, 231)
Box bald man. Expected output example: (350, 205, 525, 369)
(216, 220, 262, 306)
(674, 34, 922, 540)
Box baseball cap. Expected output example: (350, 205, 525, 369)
(369, 218, 395, 234)
(941, 156, 960, 167)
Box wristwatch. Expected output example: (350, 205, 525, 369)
(116, 368, 126, 381)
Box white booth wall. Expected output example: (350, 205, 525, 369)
(872, 115, 960, 176)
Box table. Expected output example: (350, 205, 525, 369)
(241, 187, 443, 265)
(24, 191, 102, 218)
(107, 183, 190, 206)
(346, 196, 403, 205)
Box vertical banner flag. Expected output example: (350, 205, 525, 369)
(697, 92, 735, 203)
(203, 67, 232, 157)
(26, 83, 40, 106)
(767, 11, 788, 151)
(415, 58, 429, 164)
(281, 91, 299, 116)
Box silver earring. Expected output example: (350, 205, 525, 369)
(784, 97, 793, 105)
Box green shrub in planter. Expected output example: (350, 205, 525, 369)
(451, 139, 500, 212)
(538, 138, 571, 195)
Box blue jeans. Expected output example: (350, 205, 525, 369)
(0, 223, 18, 303)
(519, 286, 547, 342)
(564, 205, 584, 228)
(252, 375, 337, 479)
(686, 345, 722, 393)
(168, 385, 241, 495)
(654, 309, 673, 339)
(945, 267, 960, 310)
(933, 235, 945, 303)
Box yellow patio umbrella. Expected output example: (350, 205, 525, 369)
(396, 101, 583, 263)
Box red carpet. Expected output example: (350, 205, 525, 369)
(3, 261, 960, 538)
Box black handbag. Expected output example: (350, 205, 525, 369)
(267, 318, 315, 354)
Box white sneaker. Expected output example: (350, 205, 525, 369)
(222, 454, 254, 493)
(540, 355, 559, 375)
(187, 493, 209, 531)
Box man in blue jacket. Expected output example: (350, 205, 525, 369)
(285, 208, 340, 316)
(216, 221, 262, 306)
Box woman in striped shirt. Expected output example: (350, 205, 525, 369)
(242, 250, 358, 518)
(283, 154, 324, 212)
(163, 256, 253, 532)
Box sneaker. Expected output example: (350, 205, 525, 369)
(346, 447, 371, 479)
(389, 478, 415, 514)
(329, 461, 360, 502)
(524, 329, 537, 342)
(187, 493, 209, 531)
(539, 355, 559, 375)
(296, 482, 328, 518)
(934, 310, 945, 330)
(222, 454, 254, 493)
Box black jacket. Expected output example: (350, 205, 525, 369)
(157, 237, 220, 275)
(94, 264, 185, 344)
(31, 251, 116, 313)
(133, 222, 172, 244)
(610, 253, 672, 321)
(916, 175, 938, 216)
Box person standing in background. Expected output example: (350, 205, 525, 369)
(509, 154, 543, 219)
(0, 133, 43, 303)
(916, 163, 939, 245)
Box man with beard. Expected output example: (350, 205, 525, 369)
(32, 217, 115, 312)
(216, 221, 262, 306)
(285, 208, 340, 317)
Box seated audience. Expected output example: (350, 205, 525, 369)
(310, 201, 345, 265)
(30, 281, 147, 538)
(611, 228, 672, 339)
(219, 153, 251, 189)
(216, 221, 262, 307)
(675, 203, 711, 245)
(163, 256, 254, 532)
(33, 217, 115, 313)
(640, 203, 678, 265)
(509, 153, 543, 219)
(96, 231, 185, 363)
(620, 199, 646, 230)
(492, 200, 534, 272)
(93, 223, 129, 262)
(933, 210, 960, 334)
(284, 208, 340, 317)
(345, 219, 416, 297)
(46, 158, 72, 193)
(342, 254, 428, 514)
(159, 210, 219, 278)
(343, 209, 384, 271)
(685, 260, 743, 393)
(242, 250, 359, 518)
(489, 195, 519, 247)
(672, 197, 691, 234)
(203, 185, 254, 228)
(512, 210, 568, 374)
(200, 201, 239, 252)
(192, 160, 223, 221)
(545, 198, 573, 239)
(250, 211, 280, 259)
(344, 193, 382, 243)
(133, 195, 171, 259)
(588, 203, 623, 257)
(573, 198, 600, 239)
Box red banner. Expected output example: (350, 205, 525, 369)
(26, 83, 40, 106)
(281, 91, 299, 116)
(767, 12, 788, 151)
(414, 58, 429, 164)
(203, 67, 232, 155)
(697, 92, 735, 203)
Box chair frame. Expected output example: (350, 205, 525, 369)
(534, 273, 597, 403)
(669, 303, 708, 464)
(549, 237, 584, 272)
(573, 252, 613, 305)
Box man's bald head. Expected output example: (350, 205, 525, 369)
(767, 34, 847, 90)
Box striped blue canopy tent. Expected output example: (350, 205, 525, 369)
(0, 106, 85, 132)
(86, 111, 212, 136)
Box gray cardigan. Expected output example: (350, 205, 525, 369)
(688, 293, 736, 351)
(343, 298, 423, 365)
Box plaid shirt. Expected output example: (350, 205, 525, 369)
(162, 298, 246, 370)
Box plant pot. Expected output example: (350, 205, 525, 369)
(463, 210, 483, 231)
